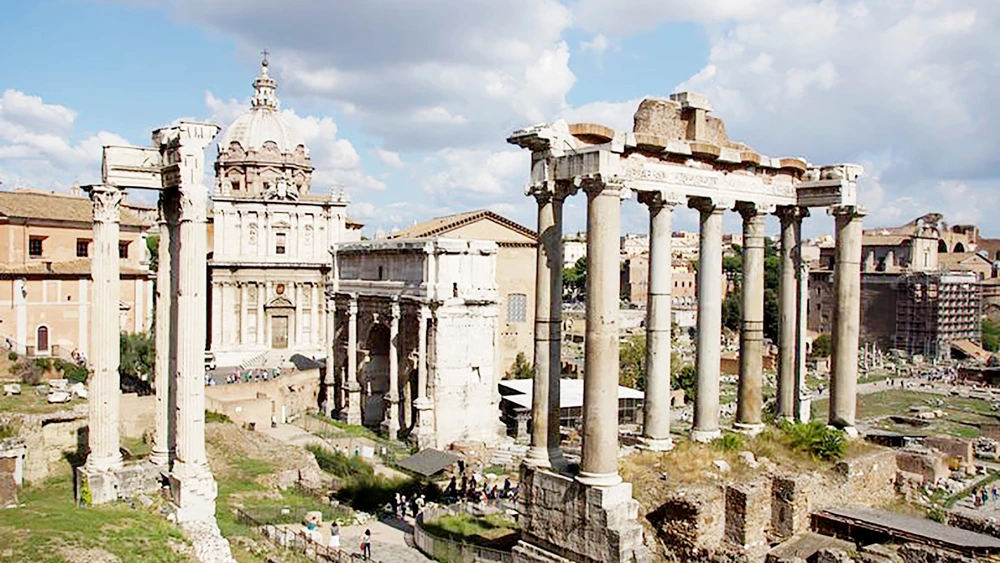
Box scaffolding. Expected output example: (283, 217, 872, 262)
(894, 271, 982, 359)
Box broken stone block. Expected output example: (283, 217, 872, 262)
(2, 384, 20, 396)
(47, 391, 71, 404)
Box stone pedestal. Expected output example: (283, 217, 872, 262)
(345, 383, 363, 426)
(512, 466, 652, 563)
(413, 397, 435, 449)
(169, 465, 219, 524)
(75, 465, 120, 506)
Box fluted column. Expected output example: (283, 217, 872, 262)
(525, 184, 565, 468)
(776, 207, 804, 420)
(414, 305, 433, 446)
(240, 283, 249, 345)
(384, 298, 401, 438)
(829, 206, 865, 436)
(84, 184, 124, 474)
(325, 294, 337, 415)
(795, 255, 811, 422)
(151, 191, 177, 467)
(690, 198, 726, 443)
(577, 179, 626, 487)
(345, 296, 362, 425)
(256, 283, 265, 345)
(639, 191, 677, 451)
(735, 204, 766, 434)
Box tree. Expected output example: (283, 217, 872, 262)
(619, 335, 646, 390)
(674, 364, 697, 402)
(146, 234, 160, 272)
(507, 352, 533, 379)
(563, 256, 587, 300)
(811, 333, 832, 358)
(984, 319, 1000, 352)
(120, 332, 154, 393)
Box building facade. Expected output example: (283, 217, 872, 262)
(0, 189, 153, 358)
(391, 210, 536, 375)
(208, 57, 362, 368)
(894, 272, 982, 359)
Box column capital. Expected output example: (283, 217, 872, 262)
(574, 175, 631, 200)
(829, 205, 867, 219)
(177, 186, 208, 223)
(637, 190, 683, 210)
(776, 205, 810, 223)
(688, 196, 732, 214)
(347, 294, 359, 316)
(86, 185, 123, 224)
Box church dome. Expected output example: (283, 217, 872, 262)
(219, 56, 305, 156)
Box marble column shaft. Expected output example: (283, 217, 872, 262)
(776, 208, 802, 420)
(151, 192, 177, 467)
(346, 297, 362, 425)
(325, 296, 337, 414)
(691, 200, 725, 442)
(578, 181, 624, 487)
(85, 185, 124, 472)
(526, 187, 564, 467)
(173, 185, 210, 474)
(829, 207, 864, 432)
(416, 306, 429, 401)
(385, 299, 400, 436)
(735, 206, 766, 432)
(795, 241, 811, 422)
(639, 192, 675, 450)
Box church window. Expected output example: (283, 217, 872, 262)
(76, 239, 90, 258)
(508, 293, 527, 323)
(119, 241, 130, 259)
(276, 233, 287, 255)
(378, 266, 384, 280)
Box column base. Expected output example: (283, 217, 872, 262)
(795, 394, 812, 423)
(733, 422, 765, 436)
(413, 398, 435, 449)
(637, 436, 674, 452)
(344, 389, 363, 426)
(576, 470, 622, 488)
(75, 465, 120, 506)
(169, 462, 218, 524)
(523, 446, 552, 469)
(148, 448, 170, 467)
(690, 428, 721, 443)
(830, 425, 859, 439)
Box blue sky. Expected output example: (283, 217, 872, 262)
(2, 0, 999, 237)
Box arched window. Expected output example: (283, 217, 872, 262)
(36, 326, 49, 353)
(938, 240, 948, 253)
(954, 242, 966, 253)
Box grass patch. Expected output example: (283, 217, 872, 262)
(0, 386, 81, 414)
(307, 445, 373, 480)
(423, 512, 519, 543)
(0, 475, 191, 563)
(205, 410, 232, 424)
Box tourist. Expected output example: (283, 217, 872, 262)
(361, 529, 372, 560)
(446, 476, 457, 497)
(503, 477, 512, 498)
(993, 487, 999, 502)
(328, 521, 340, 551)
(391, 493, 399, 519)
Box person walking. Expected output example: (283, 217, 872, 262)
(361, 529, 372, 560)
(328, 521, 341, 551)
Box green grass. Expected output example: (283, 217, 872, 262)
(306, 445, 373, 480)
(423, 512, 519, 542)
(0, 386, 81, 414)
(815, 389, 998, 439)
(0, 476, 192, 563)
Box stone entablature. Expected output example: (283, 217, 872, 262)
(328, 238, 505, 449)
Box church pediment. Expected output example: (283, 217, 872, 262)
(265, 296, 294, 309)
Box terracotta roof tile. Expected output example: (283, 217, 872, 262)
(0, 190, 146, 227)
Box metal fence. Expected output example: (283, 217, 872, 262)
(413, 507, 514, 563)
(234, 507, 385, 563)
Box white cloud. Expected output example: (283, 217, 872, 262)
(170, 0, 575, 152)
(580, 33, 611, 62)
(0, 89, 129, 188)
(573, 0, 790, 35)
(372, 148, 404, 169)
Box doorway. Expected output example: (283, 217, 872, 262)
(271, 316, 289, 349)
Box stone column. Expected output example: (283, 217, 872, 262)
(240, 283, 249, 345)
(84, 184, 124, 475)
(639, 191, 676, 451)
(325, 294, 337, 416)
(795, 256, 811, 423)
(525, 184, 565, 468)
(578, 179, 626, 487)
(151, 190, 177, 467)
(776, 207, 803, 420)
(414, 305, 432, 444)
(256, 283, 265, 345)
(168, 122, 220, 524)
(690, 198, 726, 443)
(311, 283, 319, 345)
(735, 204, 767, 434)
(345, 296, 362, 425)
(383, 298, 401, 438)
(829, 206, 865, 436)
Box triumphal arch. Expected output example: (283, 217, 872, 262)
(507, 93, 864, 562)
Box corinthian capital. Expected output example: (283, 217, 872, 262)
(637, 190, 682, 210)
(86, 185, 123, 224)
(177, 186, 208, 223)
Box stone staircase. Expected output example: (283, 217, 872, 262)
(488, 444, 529, 468)
(238, 350, 293, 370)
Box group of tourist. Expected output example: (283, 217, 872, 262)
(205, 367, 282, 386)
(391, 491, 426, 520)
(443, 472, 515, 506)
(972, 485, 1000, 508)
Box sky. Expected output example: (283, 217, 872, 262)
(1, 0, 999, 239)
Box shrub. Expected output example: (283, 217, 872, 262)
(205, 411, 232, 424)
(306, 445, 375, 480)
(59, 360, 88, 384)
(780, 420, 846, 461)
(713, 432, 744, 452)
(6, 351, 16, 361)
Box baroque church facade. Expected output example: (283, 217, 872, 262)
(208, 57, 362, 367)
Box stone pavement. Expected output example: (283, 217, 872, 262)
(280, 518, 432, 563)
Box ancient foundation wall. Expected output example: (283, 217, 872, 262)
(512, 466, 651, 563)
(646, 484, 725, 560)
(894, 449, 949, 485)
(725, 478, 772, 561)
(833, 450, 899, 507)
(924, 436, 974, 467)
